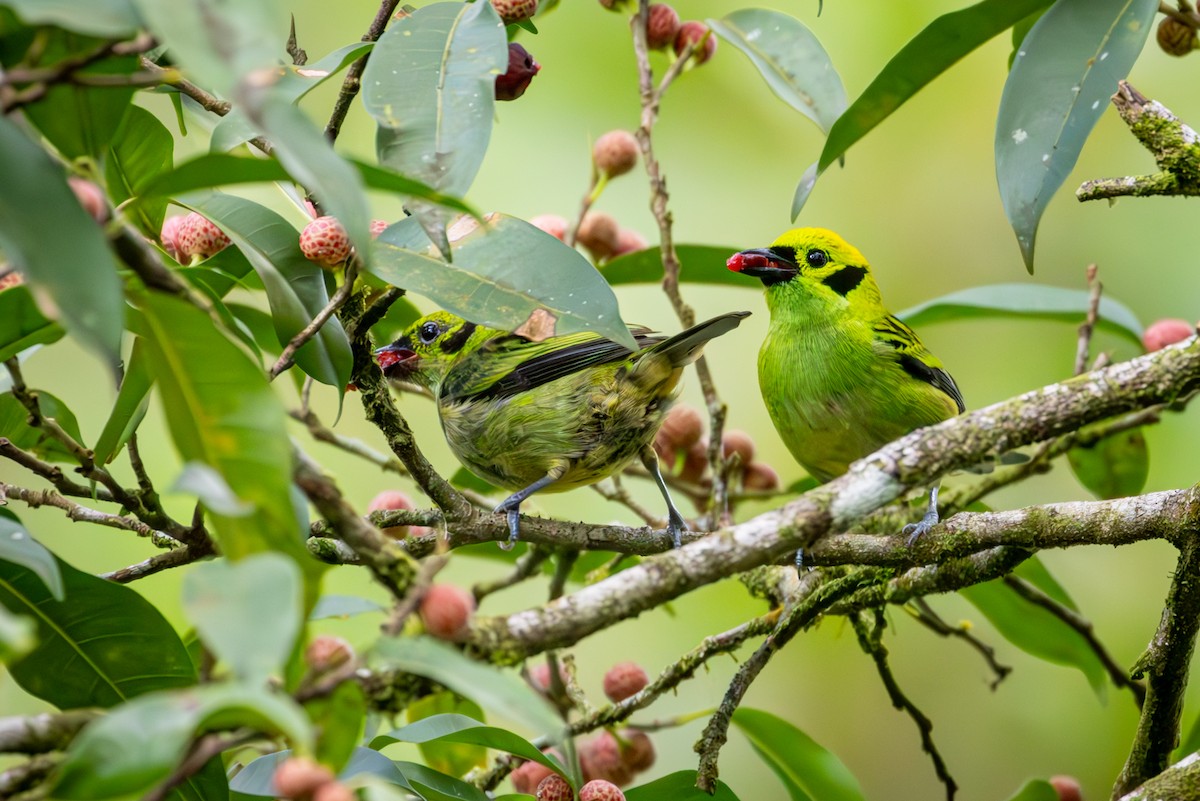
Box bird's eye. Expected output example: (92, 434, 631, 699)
(418, 322, 440, 344)
(806, 249, 828, 268)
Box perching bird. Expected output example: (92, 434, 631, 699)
(726, 227, 964, 539)
(375, 309, 750, 548)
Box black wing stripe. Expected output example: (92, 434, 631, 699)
(897, 354, 966, 413)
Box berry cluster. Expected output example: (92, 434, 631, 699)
(608, 2, 717, 66)
(653, 405, 781, 492)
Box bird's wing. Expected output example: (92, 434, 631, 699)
(874, 315, 966, 413)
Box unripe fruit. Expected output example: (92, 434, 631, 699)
(575, 212, 621, 262)
(68, 177, 107, 222)
(721, 429, 755, 467)
(419, 584, 476, 641)
(603, 662, 649, 702)
(674, 21, 717, 64)
(496, 43, 540, 101)
(592, 130, 639, 179)
(175, 212, 230, 261)
(536, 773, 574, 801)
(580, 780, 625, 801)
(679, 439, 709, 484)
(300, 216, 351, 269)
(613, 228, 648, 258)
(511, 759, 556, 794)
(644, 4, 681, 50)
(1142, 318, 1194, 351)
(312, 782, 356, 801)
(273, 757, 335, 799)
(368, 489, 415, 538)
(655, 405, 704, 459)
(370, 219, 389, 238)
(1049, 776, 1083, 801)
(305, 635, 355, 672)
(1156, 16, 1196, 57)
(160, 215, 186, 261)
(530, 214, 569, 241)
(618, 730, 655, 773)
(491, 0, 537, 25)
(580, 732, 633, 787)
(742, 462, 781, 492)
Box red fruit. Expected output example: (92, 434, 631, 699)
(368, 489, 415, 538)
(742, 462, 781, 492)
(68, 177, 107, 223)
(580, 732, 633, 787)
(304, 635, 355, 672)
(160, 215, 186, 261)
(1142, 318, 1194, 352)
(613, 228, 648, 258)
(536, 773, 574, 801)
(1049, 776, 1083, 801)
(300, 216, 351, 269)
(370, 219, 389, 238)
(530, 214, 569, 241)
(511, 760, 556, 794)
(603, 662, 649, 702)
(580, 780, 625, 801)
(674, 21, 717, 64)
(273, 757, 335, 799)
(312, 782, 356, 801)
(491, 0, 537, 24)
(679, 439, 709, 484)
(575, 212, 620, 262)
(496, 42, 540, 101)
(721, 430, 755, 467)
(0, 271, 23, 291)
(175, 212, 230, 261)
(644, 4, 681, 50)
(592, 130, 639, 179)
(419, 584, 476, 641)
(618, 730, 655, 773)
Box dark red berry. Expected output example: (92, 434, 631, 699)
(496, 43, 540, 101)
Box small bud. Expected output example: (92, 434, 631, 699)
(1142, 318, 1194, 352)
(644, 4, 681, 50)
(1156, 16, 1196, 57)
(420, 584, 476, 641)
(613, 228, 648, 258)
(176, 212, 230, 261)
(531, 214, 569, 241)
(273, 757, 335, 799)
(68, 177, 107, 223)
(592, 130, 639, 179)
(580, 732, 633, 787)
(618, 730, 655, 773)
(160, 215, 187, 261)
(580, 779, 626, 801)
(370, 219, 389, 238)
(305, 635, 355, 672)
(1049, 776, 1083, 801)
(300, 216, 351, 269)
(603, 662, 649, 702)
(491, 0, 538, 25)
(575, 212, 621, 262)
(496, 42, 540, 101)
(536, 773, 574, 801)
(367, 489, 415, 538)
(674, 21, 717, 65)
(742, 462, 781, 492)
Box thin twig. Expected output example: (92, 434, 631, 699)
(101, 543, 215, 583)
(907, 598, 1012, 690)
(1075, 263, 1102, 377)
(1, 483, 180, 549)
(473, 546, 553, 603)
(270, 263, 358, 380)
(324, 0, 401, 142)
(591, 475, 664, 529)
(289, 407, 408, 474)
(142, 731, 261, 801)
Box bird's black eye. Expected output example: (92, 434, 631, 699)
(418, 321, 440, 344)
(806, 249, 828, 268)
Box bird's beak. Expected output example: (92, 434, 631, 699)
(374, 342, 419, 380)
(726, 248, 798, 286)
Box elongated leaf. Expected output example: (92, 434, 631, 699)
(820, 0, 1053, 172)
(603, 244, 743, 288)
(182, 554, 303, 684)
(374, 714, 564, 777)
(396, 761, 490, 801)
(0, 509, 63, 600)
(791, 160, 820, 220)
(626, 771, 742, 800)
(133, 292, 313, 574)
(2, 0, 140, 36)
(179, 191, 353, 388)
(897, 283, 1144, 347)
(1067, 426, 1149, 499)
(310, 594, 385, 620)
(0, 285, 64, 363)
(960, 557, 1108, 697)
(0, 390, 85, 464)
(371, 215, 637, 350)
(0, 115, 123, 367)
(731, 708, 866, 801)
(995, 0, 1157, 271)
(404, 695, 489, 779)
(709, 10, 846, 133)
(54, 684, 311, 800)
(93, 336, 153, 464)
(1004, 780, 1059, 801)
(231, 747, 407, 795)
(106, 105, 174, 237)
(0, 553, 194, 709)
(374, 637, 564, 738)
(307, 681, 367, 771)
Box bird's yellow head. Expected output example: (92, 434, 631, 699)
(375, 311, 490, 391)
(726, 227, 884, 314)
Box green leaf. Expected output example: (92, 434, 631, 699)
(370, 215, 637, 351)
(0, 510, 63, 600)
(0, 389, 85, 464)
(403, 696, 489, 778)
(395, 761, 491, 801)
(374, 713, 564, 779)
(960, 557, 1108, 698)
(896, 283, 1144, 348)
(995, 0, 1157, 271)
(106, 106, 174, 238)
(2, 0, 140, 36)
(626, 771, 743, 800)
(0, 115, 124, 367)
(1004, 779, 1060, 801)
(790, 160, 820, 220)
(373, 637, 564, 738)
(310, 594, 386, 620)
(182, 554, 303, 684)
(231, 747, 407, 796)
(178, 191, 353, 388)
(0, 284, 64, 363)
(602, 244, 742, 288)
(54, 684, 312, 800)
(0, 553, 195, 709)
(1067, 426, 1149, 500)
(819, 0, 1054, 172)
(0, 604, 35, 663)
(730, 708, 866, 801)
(93, 336, 153, 465)
(307, 680, 368, 772)
(134, 292, 313, 574)
(709, 9, 846, 134)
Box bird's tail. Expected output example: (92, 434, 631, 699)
(651, 311, 751, 367)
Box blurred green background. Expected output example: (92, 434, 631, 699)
(3, 1, 1199, 799)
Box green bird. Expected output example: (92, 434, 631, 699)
(726, 227, 964, 540)
(375, 309, 750, 548)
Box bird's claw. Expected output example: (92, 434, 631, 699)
(903, 486, 941, 546)
(667, 509, 687, 549)
(494, 502, 520, 551)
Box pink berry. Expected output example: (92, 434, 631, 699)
(369, 219, 389, 238)
(529, 661, 569, 694)
(613, 228, 648, 258)
(175, 212, 230, 261)
(511, 759, 556, 794)
(679, 440, 709, 484)
(312, 783, 356, 801)
(0, 271, 23, 291)
(496, 43, 540, 102)
(580, 779, 625, 801)
(368, 489, 415, 538)
(530, 214, 569, 241)
(742, 462, 781, 492)
(580, 732, 632, 787)
(644, 4, 681, 50)
(618, 730, 655, 773)
(420, 584, 476, 641)
(603, 662, 648, 702)
(1049, 776, 1083, 801)
(68, 177, 107, 222)
(592, 130, 639, 179)
(273, 757, 335, 799)
(575, 212, 620, 263)
(721, 430, 755, 467)
(1142, 318, 1194, 352)
(304, 635, 355, 672)
(674, 21, 717, 64)
(491, 0, 537, 24)
(536, 773, 574, 801)
(300, 216, 351, 269)
(653, 405, 703, 466)
(160, 215, 187, 261)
